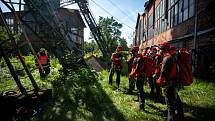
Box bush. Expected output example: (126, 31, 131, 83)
(25, 54, 36, 69)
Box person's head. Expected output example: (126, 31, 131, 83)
(159, 42, 170, 55)
(116, 45, 122, 52)
(142, 47, 150, 56)
(40, 48, 46, 56)
(150, 47, 158, 55)
(130, 46, 139, 57)
(169, 46, 176, 55)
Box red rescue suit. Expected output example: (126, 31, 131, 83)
(111, 52, 123, 70)
(36, 55, 50, 68)
(129, 54, 144, 77)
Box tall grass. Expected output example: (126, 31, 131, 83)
(1, 56, 215, 121)
(0, 55, 61, 93)
(98, 71, 215, 121)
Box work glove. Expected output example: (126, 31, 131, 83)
(156, 77, 165, 86)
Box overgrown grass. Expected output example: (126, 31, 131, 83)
(32, 70, 215, 121)
(98, 71, 215, 121)
(1, 56, 215, 121)
(31, 67, 126, 121)
(0, 55, 61, 93)
(99, 71, 166, 121)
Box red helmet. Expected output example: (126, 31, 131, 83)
(151, 47, 157, 52)
(130, 46, 139, 53)
(159, 42, 170, 51)
(116, 45, 122, 51)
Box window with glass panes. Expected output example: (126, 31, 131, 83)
(138, 19, 144, 43)
(140, 18, 144, 42)
(144, 16, 148, 40)
(167, 0, 195, 28)
(5, 16, 14, 32)
(147, 13, 154, 39)
(155, 0, 167, 34)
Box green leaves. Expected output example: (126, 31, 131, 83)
(0, 26, 9, 42)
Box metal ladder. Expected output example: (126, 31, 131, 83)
(0, 8, 39, 95)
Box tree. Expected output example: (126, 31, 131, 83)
(84, 40, 99, 55)
(118, 37, 129, 51)
(98, 16, 128, 53)
(0, 26, 22, 56)
(88, 17, 129, 55)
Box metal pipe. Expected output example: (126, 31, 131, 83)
(192, 0, 198, 74)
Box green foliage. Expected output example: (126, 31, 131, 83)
(25, 54, 37, 69)
(32, 67, 127, 121)
(97, 71, 215, 121)
(98, 16, 129, 53)
(98, 16, 122, 37)
(1, 55, 215, 121)
(85, 17, 129, 67)
(100, 19, 118, 53)
(118, 38, 129, 51)
(13, 32, 22, 43)
(0, 56, 61, 93)
(99, 70, 166, 121)
(0, 58, 6, 67)
(11, 57, 26, 76)
(84, 40, 99, 55)
(0, 26, 9, 41)
(0, 26, 22, 51)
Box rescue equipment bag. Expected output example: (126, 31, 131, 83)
(143, 56, 155, 77)
(176, 48, 193, 86)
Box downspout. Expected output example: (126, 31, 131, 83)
(192, 0, 198, 74)
(134, 31, 137, 46)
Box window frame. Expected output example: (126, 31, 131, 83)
(167, 0, 195, 28)
(155, 0, 167, 34)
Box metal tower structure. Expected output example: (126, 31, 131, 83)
(61, 0, 111, 58)
(1, 0, 111, 62)
(0, 0, 110, 94)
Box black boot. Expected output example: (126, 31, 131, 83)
(139, 104, 145, 112)
(109, 75, 112, 85)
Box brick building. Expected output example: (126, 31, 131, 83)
(135, 0, 215, 79)
(2, 7, 86, 54)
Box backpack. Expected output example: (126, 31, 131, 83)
(176, 48, 193, 86)
(143, 56, 155, 77)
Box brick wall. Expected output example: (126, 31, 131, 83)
(138, 0, 215, 78)
(141, 0, 215, 48)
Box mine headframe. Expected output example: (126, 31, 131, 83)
(60, 0, 111, 58)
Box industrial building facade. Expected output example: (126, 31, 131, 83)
(2, 7, 86, 54)
(135, 0, 215, 79)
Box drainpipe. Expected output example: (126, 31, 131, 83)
(192, 0, 198, 74)
(134, 31, 137, 46)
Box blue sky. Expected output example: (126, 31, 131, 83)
(66, 0, 146, 45)
(1, 0, 146, 46)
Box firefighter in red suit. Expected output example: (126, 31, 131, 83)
(127, 47, 137, 93)
(129, 46, 146, 111)
(109, 45, 123, 88)
(156, 42, 184, 121)
(36, 48, 50, 78)
(148, 47, 162, 101)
